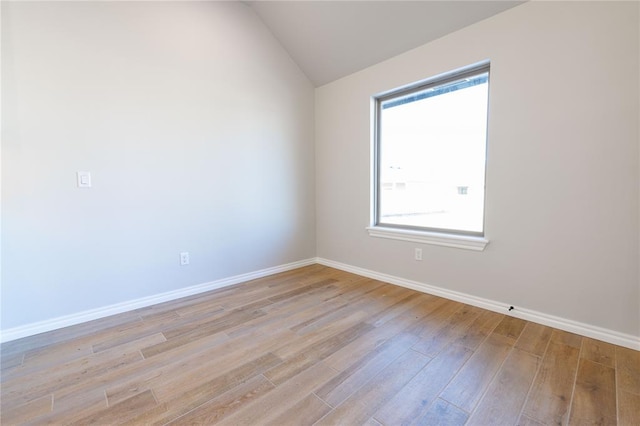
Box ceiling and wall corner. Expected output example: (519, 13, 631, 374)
(247, 0, 525, 87)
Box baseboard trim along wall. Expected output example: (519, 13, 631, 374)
(0, 258, 316, 343)
(2, 257, 639, 350)
(315, 257, 640, 351)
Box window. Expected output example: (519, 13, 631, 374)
(369, 62, 490, 250)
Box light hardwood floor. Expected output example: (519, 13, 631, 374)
(1, 265, 639, 425)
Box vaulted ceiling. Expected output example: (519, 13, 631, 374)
(248, 1, 525, 86)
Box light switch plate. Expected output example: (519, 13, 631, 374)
(77, 171, 92, 188)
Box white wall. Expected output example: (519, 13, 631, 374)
(316, 1, 639, 338)
(1, 1, 316, 330)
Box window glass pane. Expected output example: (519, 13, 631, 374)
(377, 71, 489, 234)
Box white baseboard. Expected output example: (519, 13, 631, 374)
(0, 258, 316, 343)
(316, 257, 640, 351)
(3, 256, 638, 351)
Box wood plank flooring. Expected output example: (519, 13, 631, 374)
(1, 265, 638, 425)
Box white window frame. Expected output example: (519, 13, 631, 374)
(368, 62, 490, 251)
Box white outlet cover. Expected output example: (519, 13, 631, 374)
(414, 248, 423, 261)
(77, 171, 91, 188)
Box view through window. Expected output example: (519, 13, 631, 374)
(375, 63, 490, 235)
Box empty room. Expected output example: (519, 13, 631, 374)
(1, 0, 639, 424)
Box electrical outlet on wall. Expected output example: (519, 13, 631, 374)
(180, 252, 190, 265)
(414, 248, 423, 261)
(77, 171, 92, 188)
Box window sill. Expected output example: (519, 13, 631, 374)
(366, 226, 489, 251)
